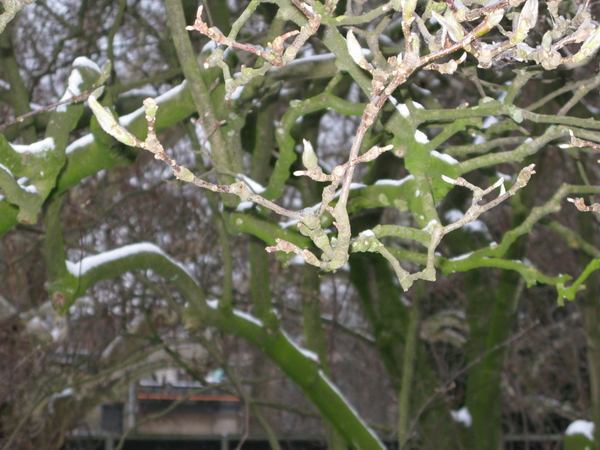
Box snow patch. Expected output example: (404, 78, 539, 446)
(17, 178, 37, 194)
(10, 137, 55, 154)
(566, 420, 594, 440)
(0, 163, 13, 177)
(283, 331, 319, 362)
(201, 40, 218, 53)
(206, 299, 264, 327)
(414, 130, 429, 143)
(446, 209, 464, 223)
(482, 116, 499, 129)
(281, 53, 336, 69)
(119, 81, 187, 126)
(451, 406, 472, 427)
(73, 56, 101, 73)
(449, 252, 473, 261)
(445, 209, 488, 233)
(388, 96, 410, 117)
(473, 135, 487, 145)
(422, 220, 438, 232)
(48, 387, 76, 413)
(431, 150, 458, 164)
(230, 85, 244, 100)
(333, 183, 366, 199)
(233, 309, 264, 327)
(66, 134, 94, 154)
(154, 80, 187, 104)
(464, 220, 488, 233)
(66, 242, 192, 278)
(289, 254, 306, 265)
(207, 299, 219, 309)
(239, 174, 266, 194)
(235, 201, 253, 211)
(303, 2, 314, 13)
(375, 175, 414, 186)
(359, 229, 375, 238)
(57, 69, 84, 112)
(318, 370, 387, 447)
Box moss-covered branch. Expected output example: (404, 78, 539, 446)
(47, 242, 387, 450)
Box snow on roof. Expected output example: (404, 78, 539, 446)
(566, 420, 595, 440)
(10, 137, 55, 154)
(66, 242, 193, 278)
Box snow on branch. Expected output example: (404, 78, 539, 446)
(66, 242, 192, 277)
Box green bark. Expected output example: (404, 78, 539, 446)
(0, 76, 197, 236)
(397, 283, 421, 447)
(579, 226, 600, 450)
(465, 224, 528, 449)
(350, 254, 406, 385)
(575, 157, 600, 450)
(0, 59, 101, 224)
(248, 88, 277, 320)
(165, 0, 243, 199)
(0, 20, 35, 143)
